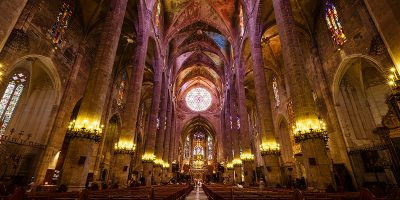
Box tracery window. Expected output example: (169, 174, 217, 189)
(116, 71, 127, 106)
(194, 132, 205, 140)
(239, 4, 244, 37)
(208, 136, 213, 160)
(272, 76, 280, 107)
(49, 0, 74, 48)
(193, 144, 204, 156)
(154, 0, 161, 31)
(325, 0, 347, 47)
(230, 116, 233, 129)
(185, 87, 212, 112)
(184, 136, 190, 159)
(0, 73, 28, 135)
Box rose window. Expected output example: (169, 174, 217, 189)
(185, 87, 212, 112)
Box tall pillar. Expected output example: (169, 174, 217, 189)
(35, 45, 86, 185)
(234, 51, 255, 186)
(168, 107, 175, 164)
(229, 87, 242, 184)
(162, 96, 173, 183)
(60, 0, 128, 190)
(223, 91, 234, 184)
(142, 56, 163, 186)
(154, 75, 168, 184)
(272, 0, 332, 190)
(247, 4, 281, 187)
(0, 0, 27, 52)
(111, 6, 153, 185)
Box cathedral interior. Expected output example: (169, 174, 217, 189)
(0, 0, 400, 199)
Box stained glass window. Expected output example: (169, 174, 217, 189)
(194, 132, 205, 140)
(325, 0, 347, 47)
(184, 136, 190, 159)
(154, 0, 161, 34)
(0, 73, 28, 135)
(48, 0, 74, 48)
(116, 72, 127, 106)
(272, 76, 280, 107)
(239, 4, 244, 37)
(208, 136, 213, 160)
(206, 32, 227, 49)
(230, 116, 233, 129)
(185, 87, 212, 112)
(193, 144, 204, 156)
(237, 117, 240, 130)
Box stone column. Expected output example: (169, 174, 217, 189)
(272, 0, 332, 190)
(162, 96, 173, 183)
(111, 7, 152, 185)
(143, 56, 163, 186)
(154, 75, 168, 184)
(223, 91, 234, 184)
(223, 98, 233, 162)
(60, 0, 127, 190)
(247, 5, 281, 186)
(168, 107, 175, 163)
(229, 87, 242, 184)
(234, 51, 255, 186)
(35, 45, 85, 184)
(0, 0, 27, 52)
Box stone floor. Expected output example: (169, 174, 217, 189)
(186, 185, 208, 200)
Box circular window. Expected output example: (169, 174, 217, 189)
(185, 87, 212, 112)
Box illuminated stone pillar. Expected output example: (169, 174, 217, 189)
(234, 165, 242, 184)
(234, 51, 255, 186)
(246, 5, 281, 187)
(168, 107, 175, 166)
(154, 75, 168, 185)
(111, 4, 153, 185)
(223, 94, 234, 185)
(162, 97, 173, 183)
(60, 0, 127, 190)
(36, 46, 85, 185)
(229, 88, 242, 184)
(142, 56, 163, 186)
(223, 92, 233, 162)
(272, 0, 333, 190)
(262, 153, 281, 187)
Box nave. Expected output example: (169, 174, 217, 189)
(0, 0, 400, 199)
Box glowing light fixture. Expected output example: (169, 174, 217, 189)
(240, 153, 255, 161)
(260, 142, 280, 156)
(142, 153, 156, 163)
(293, 118, 328, 144)
(226, 162, 234, 170)
(66, 119, 103, 142)
(114, 140, 136, 154)
(232, 158, 242, 166)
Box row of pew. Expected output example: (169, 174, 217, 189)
(2, 185, 193, 200)
(202, 184, 399, 200)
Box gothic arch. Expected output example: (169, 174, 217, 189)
(332, 54, 385, 102)
(332, 55, 389, 147)
(7, 55, 62, 104)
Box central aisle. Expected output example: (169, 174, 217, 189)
(186, 185, 208, 200)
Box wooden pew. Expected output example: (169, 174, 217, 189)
(24, 184, 192, 200)
(203, 184, 362, 200)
